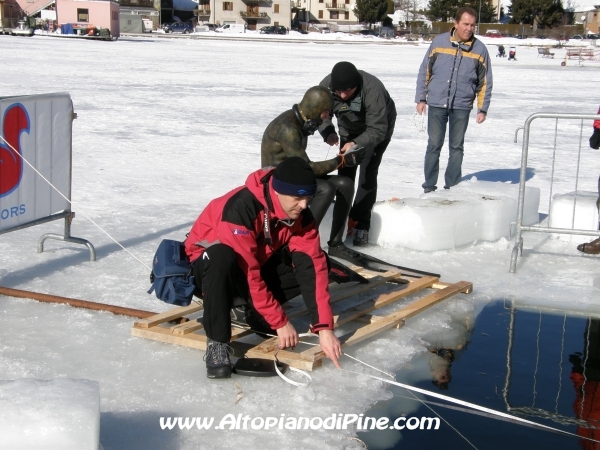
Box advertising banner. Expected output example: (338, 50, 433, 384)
(0, 93, 72, 233)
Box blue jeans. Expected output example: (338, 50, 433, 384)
(423, 106, 471, 192)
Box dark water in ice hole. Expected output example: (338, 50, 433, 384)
(359, 300, 600, 449)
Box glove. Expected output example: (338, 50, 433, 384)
(590, 128, 600, 150)
(338, 145, 366, 167)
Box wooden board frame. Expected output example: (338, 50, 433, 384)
(132, 269, 472, 371)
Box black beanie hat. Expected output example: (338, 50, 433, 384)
(330, 61, 361, 91)
(272, 157, 317, 197)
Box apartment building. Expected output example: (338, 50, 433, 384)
(198, 0, 291, 30)
(292, 0, 358, 27)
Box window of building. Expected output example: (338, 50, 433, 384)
(274, 3, 279, 13)
(330, 10, 338, 19)
(77, 8, 89, 22)
(223, 2, 233, 10)
(345, 0, 349, 3)
(344, 11, 349, 19)
(318, 10, 323, 18)
(274, 21, 279, 25)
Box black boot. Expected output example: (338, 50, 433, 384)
(353, 230, 369, 247)
(204, 339, 233, 379)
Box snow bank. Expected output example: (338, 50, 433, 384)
(0, 379, 100, 450)
(549, 191, 599, 242)
(370, 179, 540, 251)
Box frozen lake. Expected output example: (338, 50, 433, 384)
(0, 34, 599, 449)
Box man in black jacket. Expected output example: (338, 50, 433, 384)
(320, 62, 396, 250)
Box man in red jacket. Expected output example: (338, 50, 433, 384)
(577, 107, 600, 254)
(185, 157, 342, 378)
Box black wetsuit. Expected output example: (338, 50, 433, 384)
(261, 108, 354, 246)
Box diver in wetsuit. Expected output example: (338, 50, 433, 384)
(261, 86, 366, 251)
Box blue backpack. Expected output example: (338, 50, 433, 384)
(147, 239, 196, 306)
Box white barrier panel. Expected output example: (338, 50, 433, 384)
(0, 93, 72, 232)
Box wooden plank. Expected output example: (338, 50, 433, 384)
(339, 281, 472, 347)
(244, 346, 319, 371)
(333, 276, 438, 326)
(300, 281, 472, 362)
(131, 323, 252, 348)
(134, 303, 203, 328)
(171, 319, 203, 335)
(284, 270, 408, 319)
(352, 314, 404, 327)
(248, 337, 279, 354)
(132, 325, 209, 349)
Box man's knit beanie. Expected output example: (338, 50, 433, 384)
(330, 61, 361, 91)
(272, 157, 317, 197)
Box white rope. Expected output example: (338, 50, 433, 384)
(342, 370, 600, 444)
(406, 389, 479, 450)
(0, 134, 152, 271)
(274, 356, 313, 387)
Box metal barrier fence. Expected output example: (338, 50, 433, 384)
(510, 112, 600, 273)
(0, 93, 96, 261)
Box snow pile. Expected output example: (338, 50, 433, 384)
(549, 191, 599, 242)
(370, 179, 540, 251)
(0, 378, 100, 450)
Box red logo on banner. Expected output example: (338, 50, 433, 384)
(0, 104, 29, 197)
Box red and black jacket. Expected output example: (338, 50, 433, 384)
(184, 167, 333, 332)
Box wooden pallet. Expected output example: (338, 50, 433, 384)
(131, 267, 472, 371)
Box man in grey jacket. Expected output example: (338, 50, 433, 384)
(319, 62, 396, 252)
(415, 6, 493, 193)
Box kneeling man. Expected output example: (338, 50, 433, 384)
(185, 157, 342, 378)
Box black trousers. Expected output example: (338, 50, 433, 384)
(190, 244, 301, 343)
(310, 176, 355, 245)
(338, 138, 390, 231)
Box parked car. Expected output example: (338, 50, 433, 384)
(162, 22, 193, 34)
(379, 26, 394, 39)
(515, 34, 528, 39)
(195, 23, 218, 32)
(290, 26, 308, 34)
(259, 25, 287, 35)
(485, 29, 502, 37)
(215, 23, 246, 33)
(570, 34, 584, 39)
(359, 29, 379, 37)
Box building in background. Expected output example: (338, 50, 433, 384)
(574, 5, 599, 34)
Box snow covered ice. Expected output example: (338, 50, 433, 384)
(0, 378, 100, 450)
(1, 34, 600, 450)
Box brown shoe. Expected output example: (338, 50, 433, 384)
(577, 237, 600, 254)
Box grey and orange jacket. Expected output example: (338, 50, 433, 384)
(184, 168, 333, 332)
(415, 28, 493, 114)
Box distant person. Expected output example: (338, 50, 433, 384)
(576, 105, 600, 254)
(184, 157, 342, 379)
(319, 61, 396, 248)
(261, 86, 366, 262)
(415, 6, 493, 193)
